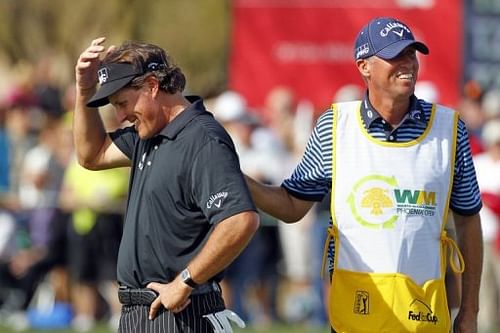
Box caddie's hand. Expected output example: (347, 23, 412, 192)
(203, 309, 246, 333)
(146, 280, 192, 320)
(75, 37, 115, 92)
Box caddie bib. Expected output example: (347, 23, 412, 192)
(326, 101, 463, 333)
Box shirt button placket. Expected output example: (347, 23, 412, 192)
(148, 145, 158, 167)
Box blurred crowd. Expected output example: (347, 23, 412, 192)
(0, 59, 127, 332)
(1, 56, 500, 333)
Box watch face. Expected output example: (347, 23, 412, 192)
(181, 269, 189, 281)
(180, 269, 197, 288)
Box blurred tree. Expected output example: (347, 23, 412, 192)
(0, 0, 230, 97)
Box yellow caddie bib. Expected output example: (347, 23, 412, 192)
(325, 101, 463, 333)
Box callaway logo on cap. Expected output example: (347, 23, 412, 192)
(354, 17, 429, 60)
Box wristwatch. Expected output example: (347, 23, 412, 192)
(180, 268, 199, 289)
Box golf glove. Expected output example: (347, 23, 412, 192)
(203, 309, 245, 333)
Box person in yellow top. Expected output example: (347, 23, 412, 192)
(245, 17, 482, 333)
(60, 159, 128, 332)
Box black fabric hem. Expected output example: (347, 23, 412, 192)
(210, 206, 258, 226)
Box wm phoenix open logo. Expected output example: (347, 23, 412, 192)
(361, 187, 393, 215)
(347, 175, 438, 229)
(347, 175, 398, 229)
(353, 291, 369, 315)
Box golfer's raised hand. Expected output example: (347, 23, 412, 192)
(75, 37, 114, 92)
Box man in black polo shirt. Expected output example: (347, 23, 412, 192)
(74, 37, 260, 333)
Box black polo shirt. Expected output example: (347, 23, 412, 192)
(110, 96, 256, 288)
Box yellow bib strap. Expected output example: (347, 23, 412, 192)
(321, 227, 337, 279)
(441, 230, 465, 274)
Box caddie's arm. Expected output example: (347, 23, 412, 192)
(245, 175, 314, 223)
(74, 37, 129, 171)
(453, 212, 482, 331)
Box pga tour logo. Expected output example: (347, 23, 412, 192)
(98, 67, 109, 84)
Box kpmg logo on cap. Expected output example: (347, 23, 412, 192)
(356, 43, 370, 59)
(98, 67, 109, 84)
(379, 21, 411, 38)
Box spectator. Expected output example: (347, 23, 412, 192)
(475, 120, 500, 332)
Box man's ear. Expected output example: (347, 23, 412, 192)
(356, 58, 370, 79)
(144, 75, 160, 96)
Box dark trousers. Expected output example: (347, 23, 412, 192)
(118, 291, 225, 333)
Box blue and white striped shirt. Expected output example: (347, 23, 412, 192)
(282, 95, 482, 270)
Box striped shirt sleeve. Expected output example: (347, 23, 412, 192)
(449, 119, 482, 215)
(281, 110, 333, 201)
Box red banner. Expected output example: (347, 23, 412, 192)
(229, 0, 462, 115)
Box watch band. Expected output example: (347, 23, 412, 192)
(180, 268, 199, 289)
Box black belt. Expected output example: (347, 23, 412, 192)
(118, 281, 221, 306)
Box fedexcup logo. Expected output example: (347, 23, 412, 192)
(347, 175, 438, 229)
(408, 299, 438, 325)
(98, 67, 109, 84)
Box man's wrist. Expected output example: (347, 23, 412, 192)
(76, 86, 97, 101)
(180, 268, 199, 289)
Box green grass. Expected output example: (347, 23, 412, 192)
(236, 323, 329, 333)
(3, 323, 500, 333)
(0, 323, 330, 333)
